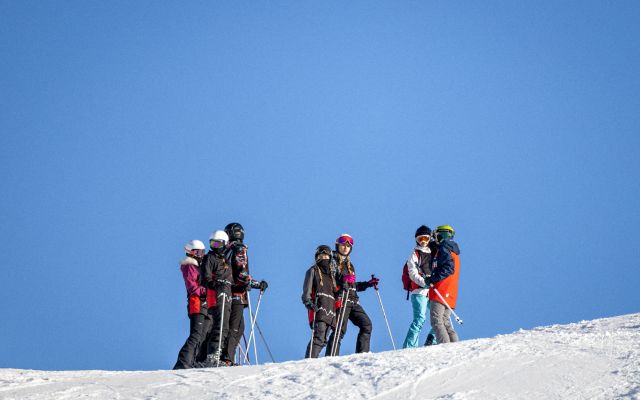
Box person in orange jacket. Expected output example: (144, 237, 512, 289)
(425, 225, 460, 343)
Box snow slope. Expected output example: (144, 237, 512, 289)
(1, 313, 639, 399)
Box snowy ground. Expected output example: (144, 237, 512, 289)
(1, 313, 639, 399)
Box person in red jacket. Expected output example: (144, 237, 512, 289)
(173, 240, 209, 369)
(425, 225, 460, 344)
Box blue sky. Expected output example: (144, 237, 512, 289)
(1, 1, 639, 370)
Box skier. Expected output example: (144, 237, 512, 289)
(174, 240, 209, 369)
(197, 230, 233, 367)
(326, 233, 379, 356)
(220, 223, 268, 366)
(301, 245, 339, 358)
(402, 225, 438, 348)
(426, 225, 461, 344)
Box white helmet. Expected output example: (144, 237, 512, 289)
(209, 230, 229, 244)
(184, 240, 205, 257)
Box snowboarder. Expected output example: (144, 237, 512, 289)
(220, 223, 268, 366)
(174, 240, 210, 369)
(426, 225, 460, 344)
(326, 233, 379, 356)
(197, 230, 233, 367)
(402, 225, 438, 348)
(301, 245, 339, 358)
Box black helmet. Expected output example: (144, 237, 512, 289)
(224, 222, 245, 243)
(315, 245, 332, 260)
(415, 225, 432, 238)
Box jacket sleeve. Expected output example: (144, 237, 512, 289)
(301, 267, 315, 305)
(431, 250, 454, 283)
(202, 256, 215, 289)
(182, 265, 206, 297)
(407, 251, 427, 287)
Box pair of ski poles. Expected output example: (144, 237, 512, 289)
(241, 288, 276, 365)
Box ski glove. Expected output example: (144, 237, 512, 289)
(343, 274, 356, 284)
(366, 277, 380, 288)
(305, 301, 318, 312)
(258, 280, 268, 291)
(422, 275, 432, 288)
(335, 299, 342, 309)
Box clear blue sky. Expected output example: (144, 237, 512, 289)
(1, 1, 639, 371)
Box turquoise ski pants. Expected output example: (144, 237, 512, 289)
(402, 294, 436, 348)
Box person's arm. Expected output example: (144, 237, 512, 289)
(431, 251, 454, 283)
(407, 251, 428, 287)
(301, 267, 315, 307)
(182, 264, 206, 297)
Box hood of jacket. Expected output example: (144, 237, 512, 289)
(440, 239, 460, 255)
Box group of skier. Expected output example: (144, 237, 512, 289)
(174, 223, 267, 369)
(174, 223, 461, 369)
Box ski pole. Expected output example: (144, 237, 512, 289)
(430, 285, 463, 325)
(244, 290, 263, 364)
(308, 297, 318, 358)
(216, 292, 227, 367)
(238, 336, 250, 365)
(255, 321, 275, 363)
(371, 274, 396, 350)
(331, 290, 348, 356)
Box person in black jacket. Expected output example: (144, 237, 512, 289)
(326, 233, 379, 356)
(196, 230, 233, 367)
(301, 245, 339, 358)
(220, 223, 268, 366)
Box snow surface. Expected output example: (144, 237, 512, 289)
(2, 313, 639, 399)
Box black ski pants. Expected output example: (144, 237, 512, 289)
(173, 312, 212, 369)
(305, 320, 330, 358)
(198, 294, 231, 361)
(326, 302, 372, 356)
(222, 302, 245, 363)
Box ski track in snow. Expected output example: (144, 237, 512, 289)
(1, 313, 639, 399)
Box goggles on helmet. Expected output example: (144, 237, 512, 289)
(210, 239, 226, 249)
(336, 235, 354, 246)
(190, 249, 205, 258)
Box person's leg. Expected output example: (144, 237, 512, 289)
(306, 321, 328, 358)
(442, 307, 459, 342)
(430, 301, 451, 344)
(349, 304, 372, 353)
(173, 313, 207, 369)
(195, 312, 214, 362)
(325, 304, 351, 357)
(402, 294, 428, 348)
(424, 300, 437, 346)
(222, 303, 244, 363)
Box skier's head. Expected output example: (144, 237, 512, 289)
(435, 225, 455, 243)
(224, 222, 244, 243)
(415, 225, 432, 247)
(335, 233, 354, 256)
(209, 230, 229, 254)
(315, 245, 332, 261)
(184, 239, 205, 261)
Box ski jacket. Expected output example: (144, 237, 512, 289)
(406, 245, 433, 296)
(226, 242, 261, 306)
(301, 261, 338, 326)
(179, 256, 208, 315)
(429, 239, 461, 309)
(201, 250, 233, 310)
(333, 252, 369, 306)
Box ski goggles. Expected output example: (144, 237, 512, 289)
(416, 235, 431, 243)
(209, 239, 226, 249)
(336, 235, 354, 246)
(190, 249, 205, 257)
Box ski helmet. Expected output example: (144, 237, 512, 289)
(209, 230, 229, 249)
(435, 225, 455, 241)
(185, 239, 205, 258)
(315, 245, 332, 260)
(415, 225, 432, 238)
(224, 222, 245, 242)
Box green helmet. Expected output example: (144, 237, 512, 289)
(435, 225, 455, 241)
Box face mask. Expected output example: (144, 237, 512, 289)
(317, 259, 330, 268)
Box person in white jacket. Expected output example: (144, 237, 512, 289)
(402, 226, 438, 348)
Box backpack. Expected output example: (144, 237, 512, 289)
(401, 250, 420, 300)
